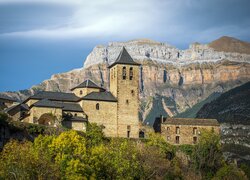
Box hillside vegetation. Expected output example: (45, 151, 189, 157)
(0, 113, 249, 180)
(196, 81, 250, 124)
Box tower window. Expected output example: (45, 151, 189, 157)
(80, 90, 83, 95)
(176, 127, 180, 134)
(129, 67, 133, 80)
(131, 90, 134, 96)
(193, 137, 197, 144)
(193, 127, 197, 135)
(127, 125, 131, 138)
(176, 136, 180, 144)
(122, 66, 126, 80)
(126, 99, 129, 104)
(96, 103, 100, 110)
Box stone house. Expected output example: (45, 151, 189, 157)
(154, 117, 220, 145)
(5, 47, 141, 138)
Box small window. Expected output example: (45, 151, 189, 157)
(74, 113, 77, 116)
(122, 67, 126, 80)
(193, 137, 197, 144)
(193, 127, 197, 135)
(80, 90, 83, 95)
(127, 131, 130, 138)
(127, 125, 131, 131)
(131, 90, 134, 96)
(126, 99, 129, 104)
(176, 127, 180, 134)
(129, 67, 133, 80)
(167, 136, 170, 141)
(167, 127, 170, 131)
(96, 103, 100, 110)
(176, 136, 180, 144)
(139, 131, 145, 138)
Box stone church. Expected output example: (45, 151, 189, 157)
(5, 47, 141, 138)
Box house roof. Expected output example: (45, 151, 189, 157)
(108, 47, 140, 68)
(82, 91, 117, 102)
(31, 99, 84, 112)
(71, 79, 105, 91)
(162, 118, 219, 126)
(0, 94, 16, 102)
(26, 91, 80, 102)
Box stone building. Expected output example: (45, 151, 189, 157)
(154, 117, 220, 145)
(4, 47, 141, 138)
(0, 95, 16, 110)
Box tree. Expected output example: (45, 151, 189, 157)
(192, 129, 223, 178)
(213, 164, 247, 180)
(48, 130, 91, 179)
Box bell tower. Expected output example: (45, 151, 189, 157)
(109, 47, 140, 138)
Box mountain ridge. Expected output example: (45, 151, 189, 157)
(1, 36, 250, 123)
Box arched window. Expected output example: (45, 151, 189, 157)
(96, 103, 100, 110)
(122, 67, 126, 80)
(129, 67, 133, 80)
(80, 90, 83, 95)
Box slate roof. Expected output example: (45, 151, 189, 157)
(4, 103, 29, 114)
(31, 99, 63, 108)
(60, 103, 83, 112)
(0, 94, 16, 102)
(163, 118, 220, 126)
(27, 91, 80, 102)
(108, 47, 140, 68)
(31, 99, 84, 112)
(71, 79, 105, 91)
(82, 91, 117, 102)
(68, 116, 88, 122)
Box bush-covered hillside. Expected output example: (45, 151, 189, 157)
(0, 113, 249, 179)
(196, 81, 250, 124)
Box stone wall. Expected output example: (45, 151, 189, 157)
(81, 100, 118, 137)
(110, 64, 140, 138)
(73, 87, 100, 98)
(63, 121, 87, 131)
(161, 124, 220, 145)
(29, 106, 62, 125)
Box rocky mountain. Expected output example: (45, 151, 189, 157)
(196, 82, 250, 164)
(1, 36, 250, 125)
(196, 81, 250, 124)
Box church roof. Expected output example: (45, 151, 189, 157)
(26, 91, 80, 102)
(71, 79, 105, 91)
(31, 99, 64, 108)
(82, 91, 117, 102)
(0, 94, 16, 102)
(163, 118, 219, 126)
(31, 99, 84, 112)
(108, 47, 140, 68)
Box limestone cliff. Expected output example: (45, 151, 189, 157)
(1, 37, 250, 124)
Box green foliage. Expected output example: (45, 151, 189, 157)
(147, 132, 175, 158)
(0, 122, 244, 180)
(178, 144, 194, 156)
(191, 129, 223, 178)
(85, 123, 105, 148)
(240, 164, 250, 179)
(213, 164, 247, 180)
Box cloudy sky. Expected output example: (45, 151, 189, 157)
(1, 0, 250, 92)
